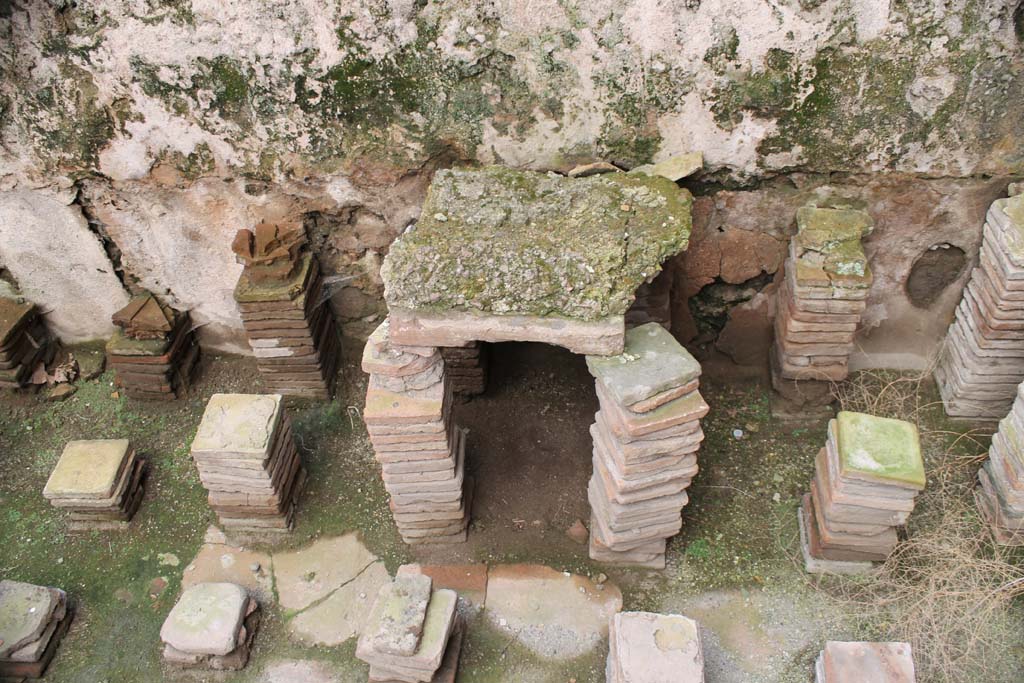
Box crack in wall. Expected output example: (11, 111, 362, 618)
(70, 181, 132, 293)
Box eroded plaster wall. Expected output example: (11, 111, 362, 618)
(0, 1, 1021, 363)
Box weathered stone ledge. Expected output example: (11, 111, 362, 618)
(387, 307, 625, 356)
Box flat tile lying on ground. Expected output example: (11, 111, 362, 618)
(606, 611, 704, 682)
(814, 641, 916, 682)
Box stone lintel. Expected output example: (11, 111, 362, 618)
(388, 307, 624, 356)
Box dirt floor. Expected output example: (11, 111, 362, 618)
(1, 340, 1022, 682)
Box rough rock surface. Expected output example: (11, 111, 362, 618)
(382, 167, 691, 321)
(0, 2, 1021, 353)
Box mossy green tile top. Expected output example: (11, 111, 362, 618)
(43, 439, 131, 500)
(381, 166, 692, 321)
(586, 323, 701, 406)
(795, 206, 874, 282)
(835, 411, 925, 489)
(191, 393, 281, 456)
(0, 581, 59, 658)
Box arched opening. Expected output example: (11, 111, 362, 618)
(452, 342, 596, 555)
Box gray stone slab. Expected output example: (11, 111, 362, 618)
(160, 582, 249, 656)
(368, 575, 433, 657)
(586, 323, 700, 407)
(0, 581, 61, 658)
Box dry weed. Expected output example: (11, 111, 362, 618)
(819, 369, 1024, 682)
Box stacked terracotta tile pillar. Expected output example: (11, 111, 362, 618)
(362, 320, 470, 545)
(934, 191, 1024, 419)
(586, 323, 708, 569)
(771, 204, 874, 406)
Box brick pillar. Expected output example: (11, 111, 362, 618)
(191, 393, 306, 534)
(440, 342, 488, 396)
(799, 411, 923, 574)
(935, 193, 1024, 419)
(363, 320, 470, 545)
(233, 226, 340, 399)
(771, 204, 873, 407)
(586, 323, 708, 569)
(975, 382, 1024, 544)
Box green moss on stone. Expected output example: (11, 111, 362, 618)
(381, 166, 692, 320)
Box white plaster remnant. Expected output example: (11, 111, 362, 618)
(0, 190, 129, 341)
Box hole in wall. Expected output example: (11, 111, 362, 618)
(687, 272, 774, 341)
(1015, 1, 1024, 43)
(905, 243, 967, 309)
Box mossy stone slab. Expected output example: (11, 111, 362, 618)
(586, 323, 700, 406)
(43, 439, 131, 499)
(835, 411, 925, 490)
(0, 581, 59, 658)
(367, 574, 433, 656)
(382, 166, 692, 321)
(357, 588, 457, 673)
(159, 582, 249, 656)
(191, 394, 281, 456)
(795, 206, 873, 280)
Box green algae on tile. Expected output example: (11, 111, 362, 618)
(835, 411, 925, 489)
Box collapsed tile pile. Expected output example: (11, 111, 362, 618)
(190, 393, 305, 534)
(773, 205, 873, 389)
(626, 269, 673, 330)
(814, 641, 916, 682)
(935, 192, 1024, 418)
(975, 382, 1024, 544)
(607, 612, 704, 683)
(107, 292, 199, 400)
(0, 295, 54, 390)
(160, 583, 259, 671)
(363, 321, 470, 545)
(43, 439, 145, 531)
(439, 342, 487, 396)
(0, 580, 72, 680)
(800, 411, 924, 572)
(586, 323, 707, 569)
(356, 574, 463, 683)
(233, 222, 340, 399)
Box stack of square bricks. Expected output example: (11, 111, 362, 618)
(975, 382, 1024, 544)
(356, 574, 463, 683)
(935, 192, 1024, 418)
(0, 295, 54, 390)
(773, 205, 873, 383)
(363, 320, 470, 545)
(801, 411, 924, 570)
(107, 293, 200, 400)
(439, 342, 487, 396)
(190, 393, 305, 534)
(586, 323, 707, 569)
(815, 641, 916, 682)
(0, 580, 73, 680)
(232, 223, 339, 399)
(43, 439, 146, 531)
